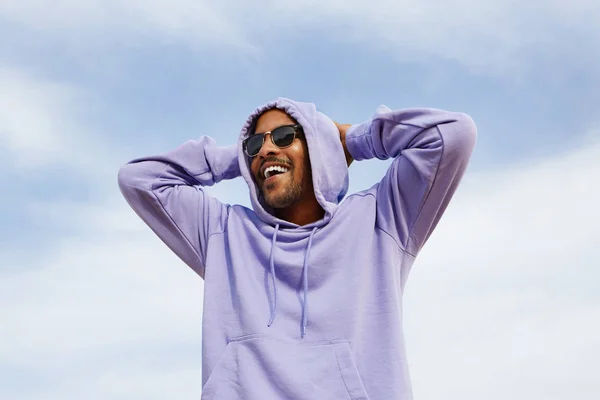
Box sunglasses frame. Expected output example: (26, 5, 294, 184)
(243, 124, 303, 157)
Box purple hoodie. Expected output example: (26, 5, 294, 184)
(118, 98, 476, 399)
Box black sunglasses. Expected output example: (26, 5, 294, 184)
(243, 124, 303, 157)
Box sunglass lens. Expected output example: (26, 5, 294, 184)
(272, 126, 296, 147)
(246, 135, 264, 156)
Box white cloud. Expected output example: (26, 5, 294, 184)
(2, 1, 598, 72)
(2, 3, 597, 398)
(0, 206, 204, 399)
(0, 65, 114, 172)
(405, 131, 600, 399)
(264, 0, 600, 73)
(0, 66, 77, 166)
(0, 0, 253, 50)
(2, 128, 599, 398)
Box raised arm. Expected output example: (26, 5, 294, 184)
(117, 136, 240, 277)
(343, 106, 477, 256)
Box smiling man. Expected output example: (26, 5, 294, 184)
(118, 97, 477, 399)
(248, 109, 326, 226)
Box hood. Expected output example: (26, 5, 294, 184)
(237, 97, 349, 229)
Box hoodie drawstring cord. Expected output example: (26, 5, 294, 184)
(267, 223, 280, 327)
(266, 225, 318, 338)
(301, 227, 318, 338)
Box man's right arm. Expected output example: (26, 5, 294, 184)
(117, 137, 240, 277)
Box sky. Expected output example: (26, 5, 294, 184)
(1, 1, 599, 399)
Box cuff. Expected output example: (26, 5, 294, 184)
(215, 144, 241, 181)
(345, 119, 372, 161)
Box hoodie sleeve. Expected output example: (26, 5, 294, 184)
(117, 136, 240, 277)
(345, 107, 477, 256)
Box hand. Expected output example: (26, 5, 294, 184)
(334, 121, 353, 167)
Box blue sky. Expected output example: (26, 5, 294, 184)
(1, 1, 599, 399)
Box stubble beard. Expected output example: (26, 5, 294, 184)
(263, 173, 303, 209)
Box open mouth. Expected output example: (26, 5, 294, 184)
(263, 165, 291, 179)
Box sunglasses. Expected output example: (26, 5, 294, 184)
(243, 124, 303, 157)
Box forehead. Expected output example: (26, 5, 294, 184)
(253, 109, 296, 134)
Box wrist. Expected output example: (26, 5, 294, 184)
(335, 122, 353, 166)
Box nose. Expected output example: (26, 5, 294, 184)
(256, 133, 279, 158)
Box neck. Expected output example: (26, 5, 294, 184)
(275, 195, 324, 226)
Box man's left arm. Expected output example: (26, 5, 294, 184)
(342, 106, 477, 256)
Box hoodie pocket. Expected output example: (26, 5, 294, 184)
(202, 334, 370, 400)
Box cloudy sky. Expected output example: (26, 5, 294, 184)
(1, 1, 599, 399)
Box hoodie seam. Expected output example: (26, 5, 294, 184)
(377, 224, 414, 257)
(373, 115, 449, 130)
(332, 345, 357, 400)
(150, 164, 207, 269)
(191, 169, 230, 250)
(405, 125, 445, 254)
(352, 120, 445, 256)
(206, 211, 229, 247)
(345, 191, 413, 257)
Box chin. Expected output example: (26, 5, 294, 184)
(264, 191, 300, 209)
(264, 196, 292, 209)
(261, 178, 303, 210)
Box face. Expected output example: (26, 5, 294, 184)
(249, 109, 312, 209)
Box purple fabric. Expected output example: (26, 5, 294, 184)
(118, 98, 477, 399)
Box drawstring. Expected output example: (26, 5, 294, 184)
(267, 224, 280, 327)
(266, 225, 318, 338)
(301, 227, 318, 338)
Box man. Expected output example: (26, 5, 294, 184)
(118, 97, 476, 399)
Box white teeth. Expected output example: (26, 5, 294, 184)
(264, 165, 290, 179)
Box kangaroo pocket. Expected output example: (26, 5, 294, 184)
(201, 334, 371, 400)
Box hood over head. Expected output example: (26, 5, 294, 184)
(237, 97, 349, 228)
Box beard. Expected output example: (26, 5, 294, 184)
(262, 173, 303, 209)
